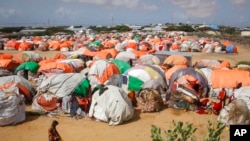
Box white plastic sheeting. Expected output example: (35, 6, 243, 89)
(0, 84, 26, 126)
(37, 73, 86, 97)
(89, 85, 134, 125)
(234, 86, 250, 110)
(217, 99, 250, 126)
(0, 75, 36, 96)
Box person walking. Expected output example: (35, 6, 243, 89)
(48, 120, 62, 141)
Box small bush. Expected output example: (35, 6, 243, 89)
(151, 120, 226, 141)
(203, 120, 226, 141)
(151, 120, 197, 141)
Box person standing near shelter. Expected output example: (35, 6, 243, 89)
(48, 120, 62, 141)
(219, 88, 227, 107)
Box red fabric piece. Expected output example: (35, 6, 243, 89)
(212, 101, 222, 115)
(219, 90, 226, 101)
(200, 98, 209, 106)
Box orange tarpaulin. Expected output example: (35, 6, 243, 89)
(0, 59, 20, 70)
(222, 40, 231, 47)
(103, 40, 114, 48)
(94, 51, 112, 60)
(210, 69, 250, 88)
(53, 53, 67, 60)
(48, 40, 61, 50)
(131, 50, 147, 58)
(126, 41, 138, 50)
(38, 62, 74, 73)
(0, 53, 13, 59)
(38, 59, 56, 66)
(37, 95, 58, 111)
(5, 40, 20, 49)
(96, 63, 120, 84)
(60, 40, 72, 49)
(100, 48, 118, 58)
(82, 48, 97, 57)
(171, 42, 180, 50)
(163, 55, 188, 66)
(0, 82, 32, 102)
(18, 42, 33, 51)
(165, 65, 187, 80)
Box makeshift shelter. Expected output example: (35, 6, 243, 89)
(167, 67, 208, 107)
(0, 59, 20, 72)
(57, 59, 84, 73)
(136, 88, 164, 112)
(210, 70, 250, 89)
(226, 44, 238, 53)
(88, 41, 104, 51)
(38, 62, 74, 74)
(53, 52, 67, 60)
(48, 40, 61, 51)
(139, 41, 152, 51)
(4, 40, 20, 50)
(217, 99, 250, 126)
(99, 48, 118, 58)
(13, 51, 43, 63)
(87, 60, 120, 89)
(88, 85, 134, 125)
(125, 40, 138, 50)
(0, 53, 13, 59)
(93, 51, 113, 60)
(0, 75, 36, 101)
(135, 54, 161, 65)
(0, 83, 26, 126)
(233, 86, 250, 110)
(18, 42, 33, 51)
(60, 40, 72, 51)
(110, 59, 131, 74)
(165, 64, 188, 80)
(37, 41, 49, 51)
(122, 64, 167, 98)
(15, 61, 40, 74)
(193, 59, 221, 69)
(32, 92, 58, 112)
(115, 51, 137, 63)
(163, 55, 189, 66)
(199, 68, 213, 97)
(0, 68, 12, 77)
(103, 40, 114, 49)
(15, 61, 40, 80)
(36, 73, 86, 98)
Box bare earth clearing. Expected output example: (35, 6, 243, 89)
(0, 43, 249, 141)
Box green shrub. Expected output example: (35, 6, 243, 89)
(151, 120, 226, 141)
(151, 125, 163, 141)
(165, 120, 197, 141)
(151, 120, 197, 141)
(203, 120, 226, 141)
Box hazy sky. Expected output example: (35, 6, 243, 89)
(0, 0, 249, 27)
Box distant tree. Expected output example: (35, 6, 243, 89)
(0, 27, 24, 33)
(165, 25, 194, 32)
(224, 27, 236, 35)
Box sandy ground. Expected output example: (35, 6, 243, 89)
(1, 43, 249, 141)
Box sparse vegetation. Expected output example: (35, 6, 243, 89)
(203, 121, 226, 141)
(151, 120, 226, 141)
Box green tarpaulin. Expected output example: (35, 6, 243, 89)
(110, 59, 131, 74)
(15, 61, 39, 73)
(73, 79, 90, 97)
(128, 75, 144, 92)
(88, 41, 102, 47)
